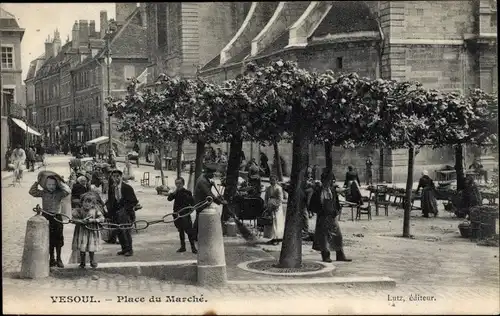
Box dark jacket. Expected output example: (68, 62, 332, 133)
(417, 175, 435, 192)
(168, 188, 195, 230)
(344, 170, 360, 187)
(194, 174, 221, 212)
(71, 183, 89, 201)
(309, 185, 341, 217)
(106, 181, 138, 221)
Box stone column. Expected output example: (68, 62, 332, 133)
(20, 212, 50, 279)
(197, 203, 227, 287)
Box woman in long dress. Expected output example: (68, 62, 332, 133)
(264, 175, 285, 246)
(344, 166, 362, 205)
(416, 170, 439, 217)
(311, 173, 352, 263)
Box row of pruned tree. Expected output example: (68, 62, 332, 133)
(106, 60, 497, 268)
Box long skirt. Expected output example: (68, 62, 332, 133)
(72, 223, 102, 252)
(272, 205, 286, 240)
(42, 213, 64, 248)
(346, 180, 362, 204)
(421, 187, 438, 216)
(312, 214, 343, 252)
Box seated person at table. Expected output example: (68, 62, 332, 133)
(469, 158, 488, 182)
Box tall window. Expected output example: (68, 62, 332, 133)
(157, 3, 168, 48)
(1, 46, 14, 69)
(124, 65, 136, 80)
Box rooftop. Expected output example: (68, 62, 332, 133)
(0, 8, 22, 29)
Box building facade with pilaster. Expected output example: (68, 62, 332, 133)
(30, 3, 148, 146)
(1, 7, 25, 169)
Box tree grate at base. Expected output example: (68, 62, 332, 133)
(246, 260, 325, 274)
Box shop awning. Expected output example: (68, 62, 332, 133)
(85, 136, 126, 146)
(11, 117, 42, 136)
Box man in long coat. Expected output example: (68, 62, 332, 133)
(106, 169, 138, 256)
(193, 166, 222, 241)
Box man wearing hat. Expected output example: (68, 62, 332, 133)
(193, 165, 223, 241)
(106, 169, 138, 256)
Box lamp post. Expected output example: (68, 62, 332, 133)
(103, 22, 116, 165)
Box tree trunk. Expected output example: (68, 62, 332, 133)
(222, 138, 243, 221)
(324, 142, 333, 177)
(403, 146, 414, 238)
(455, 144, 465, 190)
(176, 138, 183, 179)
(278, 130, 308, 268)
(194, 140, 206, 184)
(159, 146, 166, 186)
(273, 142, 283, 181)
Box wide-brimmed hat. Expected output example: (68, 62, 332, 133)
(204, 163, 218, 173)
(110, 169, 123, 175)
(37, 170, 64, 190)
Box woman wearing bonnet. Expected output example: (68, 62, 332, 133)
(416, 170, 439, 218)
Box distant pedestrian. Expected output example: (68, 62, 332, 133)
(344, 166, 362, 205)
(264, 175, 285, 245)
(416, 170, 438, 218)
(167, 177, 197, 254)
(26, 146, 36, 171)
(29, 172, 71, 268)
(365, 156, 373, 185)
(10, 144, 26, 181)
(71, 192, 105, 269)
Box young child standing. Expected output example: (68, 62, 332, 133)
(71, 191, 105, 268)
(29, 174, 71, 268)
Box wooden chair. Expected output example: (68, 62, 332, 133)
(140, 172, 150, 186)
(356, 196, 372, 220)
(239, 197, 265, 228)
(375, 185, 390, 216)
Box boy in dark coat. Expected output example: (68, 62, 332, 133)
(167, 177, 197, 253)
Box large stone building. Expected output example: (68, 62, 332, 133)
(193, 0, 498, 182)
(30, 3, 148, 146)
(143, 2, 252, 159)
(1, 7, 25, 169)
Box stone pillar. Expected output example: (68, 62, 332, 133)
(20, 211, 50, 279)
(197, 203, 227, 287)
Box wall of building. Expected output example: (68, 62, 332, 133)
(1, 33, 23, 104)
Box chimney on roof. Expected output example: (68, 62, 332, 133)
(100, 10, 108, 39)
(45, 35, 54, 59)
(79, 20, 89, 44)
(89, 20, 96, 38)
(53, 28, 61, 55)
(72, 21, 80, 49)
(139, 3, 147, 27)
(116, 3, 137, 23)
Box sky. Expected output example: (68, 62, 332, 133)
(2, 3, 116, 80)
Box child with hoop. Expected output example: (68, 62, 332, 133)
(71, 191, 105, 268)
(29, 172, 71, 268)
